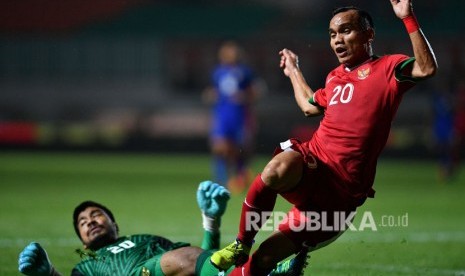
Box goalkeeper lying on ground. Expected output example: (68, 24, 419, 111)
(18, 181, 307, 276)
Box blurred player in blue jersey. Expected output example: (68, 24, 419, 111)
(203, 40, 259, 193)
(431, 88, 456, 182)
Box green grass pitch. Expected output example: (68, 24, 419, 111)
(1, 152, 464, 275)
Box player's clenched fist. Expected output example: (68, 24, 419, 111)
(18, 242, 52, 276)
(197, 180, 230, 218)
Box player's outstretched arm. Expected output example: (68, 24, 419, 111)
(279, 48, 323, 117)
(18, 242, 62, 276)
(390, 0, 437, 79)
(197, 181, 230, 250)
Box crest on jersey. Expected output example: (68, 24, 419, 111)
(357, 67, 371, 80)
(142, 267, 150, 276)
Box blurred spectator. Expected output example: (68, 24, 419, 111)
(431, 87, 456, 182)
(453, 80, 465, 177)
(203, 41, 259, 194)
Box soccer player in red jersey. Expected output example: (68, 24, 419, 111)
(211, 0, 438, 275)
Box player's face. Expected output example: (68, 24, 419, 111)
(329, 10, 374, 68)
(77, 206, 118, 250)
(219, 43, 239, 65)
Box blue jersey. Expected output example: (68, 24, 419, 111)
(210, 64, 255, 143)
(432, 91, 454, 143)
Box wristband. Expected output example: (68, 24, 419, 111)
(201, 213, 220, 233)
(309, 95, 317, 106)
(402, 14, 420, 34)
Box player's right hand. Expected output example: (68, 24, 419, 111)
(279, 48, 299, 77)
(18, 242, 52, 276)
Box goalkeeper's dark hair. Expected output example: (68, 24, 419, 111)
(73, 201, 116, 240)
(332, 6, 374, 31)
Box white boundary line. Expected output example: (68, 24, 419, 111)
(3, 231, 465, 248)
(337, 231, 465, 243)
(318, 262, 465, 276)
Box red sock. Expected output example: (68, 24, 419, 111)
(228, 254, 272, 276)
(237, 174, 277, 246)
(229, 266, 245, 276)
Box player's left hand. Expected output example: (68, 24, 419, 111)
(18, 242, 52, 276)
(390, 0, 413, 19)
(197, 181, 230, 218)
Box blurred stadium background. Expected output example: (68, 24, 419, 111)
(1, 0, 465, 275)
(1, 0, 464, 156)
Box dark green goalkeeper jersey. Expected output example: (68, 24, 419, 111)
(71, 234, 190, 276)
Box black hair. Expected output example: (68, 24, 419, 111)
(73, 201, 116, 240)
(332, 6, 375, 30)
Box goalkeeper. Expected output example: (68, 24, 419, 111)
(18, 181, 306, 276)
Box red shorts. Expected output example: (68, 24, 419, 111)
(277, 206, 353, 250)
(273, 139, 360, 249)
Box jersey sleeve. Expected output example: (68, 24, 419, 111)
(385, 54, 417, 95)
(395, 57, 417, 82)
(313, 88, 327, 108)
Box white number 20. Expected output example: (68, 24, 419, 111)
(329, 83, 354, 106)
(107, 240, 136, 254)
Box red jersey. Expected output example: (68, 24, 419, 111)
(310, 54, 416, 200)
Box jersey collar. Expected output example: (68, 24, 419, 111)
(344, 55, 378, 72)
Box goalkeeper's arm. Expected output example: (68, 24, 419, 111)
(18, 242, 63, 276)
(196, 181, 230, 250)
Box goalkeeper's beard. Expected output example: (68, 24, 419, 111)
(87, 231, 117, 251)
